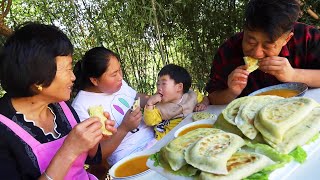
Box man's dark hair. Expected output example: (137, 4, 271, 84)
(0, 22, 73, 97)
(158, 64, 191, 94)
(244, 0, 301, 41)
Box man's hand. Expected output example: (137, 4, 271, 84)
(258, 56, 295, 82)
(227, 65, 250, 96)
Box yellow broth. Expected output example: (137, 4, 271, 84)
(114, 155, 150, 177)
(256, 89, 299, 98)
(178, 124, 213, 136)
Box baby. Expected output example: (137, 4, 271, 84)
(144, 64, 209, 140)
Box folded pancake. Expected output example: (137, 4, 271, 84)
(215, 114, 266, 144)
(222, 96, 250, 125)
(192, 112, 216, 121)
(243, 56, 259, 73)
(158, 149, 198, 177)
(264, 107, 320, 154)
(184, 132, 245, 174)
(255, 97, 318, 142)
(162, 128, 223, 171)
(198, 151, 274, 180)
(131, 97, 140, 110)
(235, 96, 283, 140)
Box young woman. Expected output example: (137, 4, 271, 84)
(72, 47, 156, 166)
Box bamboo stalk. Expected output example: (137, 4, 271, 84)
(151, 0, 167, 65)
(307, 8, 319, 20)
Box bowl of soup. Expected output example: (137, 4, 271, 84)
(109, 151, 153, 179)
(174, 119, 215, 138)
(248, 82, 308, 98)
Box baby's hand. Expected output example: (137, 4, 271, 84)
(147, 94, 162, 106)
(194, 103, 207, 112)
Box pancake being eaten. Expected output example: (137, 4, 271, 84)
(131, 97, 140, 110)
(243, 56, 259, 73)
(88, 105, 113, 135)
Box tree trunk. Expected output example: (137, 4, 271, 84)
(0, 0, 13, 37)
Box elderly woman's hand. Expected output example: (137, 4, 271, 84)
(119, 107, 142, 132)
(102, 112, 117, 140)
(62, 118, 105, 159)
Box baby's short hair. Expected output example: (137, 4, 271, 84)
(158, 64, 191, 93)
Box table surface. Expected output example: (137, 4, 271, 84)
(115, 88, 320, 180)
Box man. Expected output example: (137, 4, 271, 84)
(206, 0, 320, 104)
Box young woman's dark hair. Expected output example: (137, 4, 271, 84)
(244, 0, 301, 42)
(73, 47, 118, 93)
(158, 64, 192, 94)
(0, 22, 73, 98)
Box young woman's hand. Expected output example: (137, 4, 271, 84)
(119, 107, 142, 132)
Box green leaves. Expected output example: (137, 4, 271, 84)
(289, 146, 307, 164)
(2, 0, 245, 95)
(1, 0, 318, 97)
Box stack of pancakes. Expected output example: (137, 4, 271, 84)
(218, 96, 320, 154)
(159, 128, 274, 179)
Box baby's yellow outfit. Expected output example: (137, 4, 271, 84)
(144, 90, 203, 140)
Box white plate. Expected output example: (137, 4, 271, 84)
(173, 119, 215, 138)
(248, 82, 308, 97)
(147, 137, 320, 180)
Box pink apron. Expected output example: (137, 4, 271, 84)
(0, 101, 97, 180)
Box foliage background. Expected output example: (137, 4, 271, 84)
(0, 0, 319, 97)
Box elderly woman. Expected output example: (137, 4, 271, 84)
(0, 23, 117, 180)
